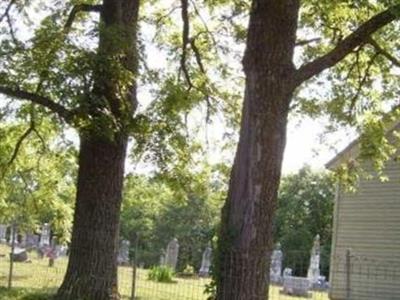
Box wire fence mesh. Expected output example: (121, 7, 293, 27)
(330, 250, 400, 300)
(1, 243, 399, 299)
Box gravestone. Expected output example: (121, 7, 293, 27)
(160, 251, 166, 266)
(9, 226, 18, 245)
(0, 224, 7, 243)
(282, 276, 310, 297)
(307, 234, 321, 288)
(165, 238, 179, 270)
(270, 243, 283, 284)
(55, 244, 68, 257)
(25, 233, 40, 248)
(283, 268, 293, 278)
(39, 223, 51, 246)
(118, 240, 130, 265)
(199, 243, 212, 277)
(11, 247, 28, 262)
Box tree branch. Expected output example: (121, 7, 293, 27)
(295, 5, 400, 86)
(0, 119, 34, 180)
(64, 4, 102, 31)
(0, 0, 16, 24)
(180, 0, 193, 89)
(367, 37, 400, 68)
(295, 37, 321, 47)
(190, 38, 206, 74)
(348, 52, 379, 117)
(6, 13, 17, 43)
(6, 123, 34, 168)
(0, 85, 73, 122)
(189, 0, 218, 47)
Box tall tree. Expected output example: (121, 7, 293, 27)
(0, 0, 140, 299)
(216, 1, 400, 299)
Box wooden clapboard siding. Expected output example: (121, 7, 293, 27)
(329, 158, 400, 300)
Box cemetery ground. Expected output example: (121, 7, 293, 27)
(0, 245, 329, 300)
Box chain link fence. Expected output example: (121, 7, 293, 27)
(1, 243, 399, 299)
(330, 250, 400, 300)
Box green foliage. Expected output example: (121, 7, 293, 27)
(0, 288, 53, 300)
(147, 266, 175, 283)
(274, 166, 335, 277)
(0, 121, 76, 242)
(182, 264, 195, 275)
(121, 163, 227, 270)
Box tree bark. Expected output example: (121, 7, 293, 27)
(216, 1, 300, 299)
(56, 1, 139, 299)
(56, 134, 127, 300)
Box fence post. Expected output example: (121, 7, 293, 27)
(131, 262, 137, 300)
(8, 223, 16, 289)
(130, 235, 139, 300)
(345, 249, 351, 300)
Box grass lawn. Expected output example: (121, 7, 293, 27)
(0, 244, 329, 300)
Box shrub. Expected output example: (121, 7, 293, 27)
(147, 266, 174, 283)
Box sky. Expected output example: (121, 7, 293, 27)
(282, 117, 354, 174)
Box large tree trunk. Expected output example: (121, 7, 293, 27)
(57, 134, 127, 300)
(216, 1, 300, 299)
(56, 1, 139, 299)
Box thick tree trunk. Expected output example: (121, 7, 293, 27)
(56, 134, 127, 300)
(56, 1, 139, 299)
(216, 1, 300, 299)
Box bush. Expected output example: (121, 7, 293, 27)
(179, 265, 196, 278)
(147, 266, 175, 283)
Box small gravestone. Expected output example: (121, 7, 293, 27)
(118, 240, 130, 265)
(160, 251, 166, 266)
(55, 244, 68, 257)
(25, 233, 40, 248)
(11, 247, 28, 262)
(199, 243, 212, 277)
(0, 224, 7, 243)
(283, 268, 293, 278)
(270, 243, 283, 284)
(39, 223, 51, 246)
(307, 234, 321, 288)
(165, 238, 179, 270)
(315, 275, 329, 290)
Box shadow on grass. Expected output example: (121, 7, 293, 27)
(0, 287, 55, 300)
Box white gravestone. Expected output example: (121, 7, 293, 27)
(160, 253, 166, 266)
(282, 276, 311, 297)
(9, 226, 18, 245)
(307, 234, 321, 288)
(39, 223, 51, 246)
(118, 240, 130, 265)
(199, 243, 212, 277)
(0, 224, 7, 243)
(165, 238, 179, 270)
(55, 245, 68, 257)
(270, 243, 283, 284)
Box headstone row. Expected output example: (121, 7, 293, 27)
(0, 223, 68, 262)
(158, 238, 213, 277)
(269, 235, 326, 294)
